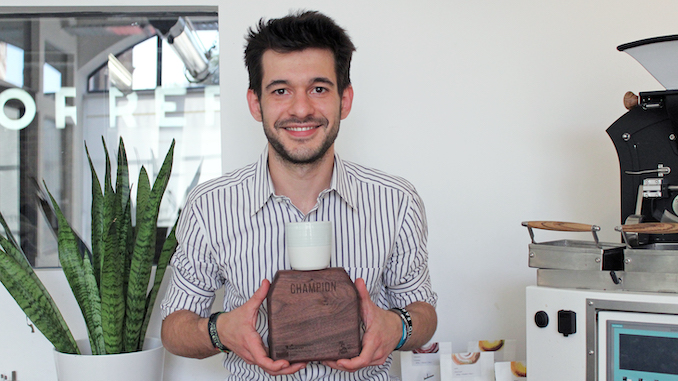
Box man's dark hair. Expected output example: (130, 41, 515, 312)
(244, 10, 356, 98)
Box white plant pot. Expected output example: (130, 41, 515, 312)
(53, 338, 165, 381)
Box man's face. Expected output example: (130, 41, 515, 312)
(247, 48, 353, 165)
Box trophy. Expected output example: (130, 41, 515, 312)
(267, 221, 362, 362)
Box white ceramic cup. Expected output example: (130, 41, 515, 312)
(285, 221, 332, 270)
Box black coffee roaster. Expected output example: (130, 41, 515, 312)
(608, 35, 678, 245)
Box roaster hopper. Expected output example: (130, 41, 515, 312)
(608, 35, 678, 245)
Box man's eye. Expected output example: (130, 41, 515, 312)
(273, 89, 287, 95)
(313, 87, 327, 94)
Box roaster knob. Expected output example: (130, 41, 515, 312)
(534, 311, 549, 328)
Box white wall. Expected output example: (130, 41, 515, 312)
(219, 0, 678, 358)
(2, 0, 678, 378)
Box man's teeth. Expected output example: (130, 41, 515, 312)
(286, 126, 315, 131)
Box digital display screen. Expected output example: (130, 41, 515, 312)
(609, 320, 678, 381)
(619, 334, 678, 374)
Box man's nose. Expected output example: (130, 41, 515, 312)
(289, 92, 314, 117)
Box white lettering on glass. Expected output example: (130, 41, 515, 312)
(155, 87, 186, 128)
(109, 87, 138, 128)
(0, 88, 36, 130)
(0, 86, 220, 131)
(55, 87, 77, 128)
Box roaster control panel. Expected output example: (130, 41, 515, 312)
(599, 311, 678, 381)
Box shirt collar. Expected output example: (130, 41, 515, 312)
(250, 147, 357, 215)
(331, 152, 357, 209)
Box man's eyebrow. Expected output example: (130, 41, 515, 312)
(312, 77, 335, 87)
(264, 79, 289, 91)
(264, 77, 336, 91)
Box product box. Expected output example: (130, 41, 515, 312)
(466, 339, 516, 362)
(400, 342, 451, 381)
(440, 351, 494, 381)
(494, 361, 527, 381)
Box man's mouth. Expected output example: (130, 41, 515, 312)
(275, 117, 328, 135)
(285, 126, 317, 132)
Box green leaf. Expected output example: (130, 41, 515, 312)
(85, 143, 104, 288)
(138, 221, 178, 350)
(0, 208, 22, 253)
(0, 212, 31, 272)
(100, 217, 124, 354)
(115, 137, 131, 294)
(100, 141, 125, 354)
(0, 249, 79, 354)
(0, 213, 78, 353)
(120, 192, 133, 304)
(46, 185, 105, 355)
(116, 137, 130, 212)
(30, 178, 92, 261)
(123, 166, 152, 351)
(124, 140, 174, 351)
(151, 140, 175, 201)
(82, 251, 106, 355)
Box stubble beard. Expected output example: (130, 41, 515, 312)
(263, 114, 340, 166)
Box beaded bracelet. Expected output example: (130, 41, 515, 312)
(390, 307, 413, 350)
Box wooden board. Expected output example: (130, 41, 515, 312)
(266, 268, 362, 362)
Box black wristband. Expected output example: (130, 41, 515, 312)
(208, 311, 231, 353)
(390, 307, 413, 347)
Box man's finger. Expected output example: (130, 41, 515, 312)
(247, 279, 271, 306)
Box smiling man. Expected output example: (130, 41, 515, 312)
(254, 48, 347, 164)
(160, 10, 438, 381)
(249, 47, 351, 215)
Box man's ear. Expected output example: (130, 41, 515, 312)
(340, 85, 354, 120)
(247, 89, 263, 122)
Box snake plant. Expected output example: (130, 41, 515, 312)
(0, 137, 178, 355)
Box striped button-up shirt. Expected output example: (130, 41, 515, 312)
(161, 149, 437, 380)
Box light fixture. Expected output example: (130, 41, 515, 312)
(107, 53, 133, 91)
(165, 17, 210, 82)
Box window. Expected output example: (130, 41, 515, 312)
(0, 8, 221, 267)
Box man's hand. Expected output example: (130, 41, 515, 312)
(323, 278, 402, 372)
(219, 279, 307, 376)
(161, 280, 306, 376)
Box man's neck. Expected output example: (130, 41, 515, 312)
(268, 146, 335, 215)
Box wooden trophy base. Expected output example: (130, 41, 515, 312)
(267, 267, 362, 363)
